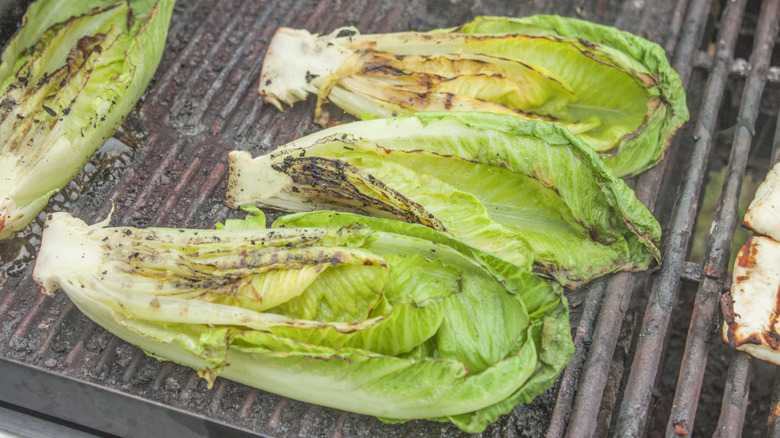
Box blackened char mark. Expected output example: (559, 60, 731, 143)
(273, 156, 447, 232)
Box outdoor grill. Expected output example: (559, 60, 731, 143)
(1, 0, 780, 436)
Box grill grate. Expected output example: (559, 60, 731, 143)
(667, 1, 780, 435)
(1, 0, 780, 437)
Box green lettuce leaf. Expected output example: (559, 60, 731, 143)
(228, 112, 661, 287)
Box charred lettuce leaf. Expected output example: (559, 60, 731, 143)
(258, 15, 688, 177)
(226, 112, 661, 288)
(32, 209, 572, 433)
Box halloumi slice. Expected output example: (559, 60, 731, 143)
(743, 162, 780, 240)
(722, 235, 780, 364)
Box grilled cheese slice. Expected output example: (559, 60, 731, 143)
(722, 235, 780, 363)
(743, 162, 780, 239)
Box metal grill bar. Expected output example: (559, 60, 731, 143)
(560, 1, 711, 436)
(715, 352, 752, 436)
(668, 0, 714, 88)
(668, 2, 780, 434)
(546, 280, 607, 437)
(565, 273, 637, 437)
(663, 0, 691, 55)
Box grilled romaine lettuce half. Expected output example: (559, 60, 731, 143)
(0, 0, 175, 239)
(32, 208, 573, 434)
(226, 112, 661, 288)
(258, 15, 688, 177)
